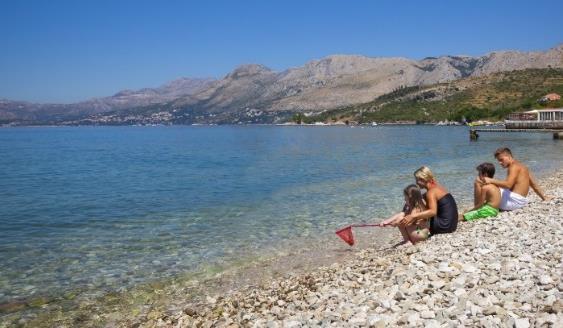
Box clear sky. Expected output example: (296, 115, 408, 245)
(1, 0, 562, 103)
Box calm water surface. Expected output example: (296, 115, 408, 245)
(1, 125, 562, 305)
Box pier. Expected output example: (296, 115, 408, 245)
(469, 128, 563, 140)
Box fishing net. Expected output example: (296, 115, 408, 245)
(335, 225, 355, 246)
(335, 223, 383, 246)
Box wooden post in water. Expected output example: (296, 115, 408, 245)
(469, 129, 479, 141)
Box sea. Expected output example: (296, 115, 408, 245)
(1, 125, 562, 323)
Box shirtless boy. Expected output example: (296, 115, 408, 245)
(463, 162, 501, 221)
(481, 147, 550, 211)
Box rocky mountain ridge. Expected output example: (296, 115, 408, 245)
(2, 44, 562, 125)
(176, 45, 563, 116)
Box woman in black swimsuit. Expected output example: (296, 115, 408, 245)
(401, 166, 458, 234)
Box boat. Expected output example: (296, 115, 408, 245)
(436, 120, 461, 126)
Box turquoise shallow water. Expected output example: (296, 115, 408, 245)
(0, 125, 562, 305)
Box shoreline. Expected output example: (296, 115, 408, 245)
(1, 168, 561, 327)
(1, 123, 501, 128)
(1, 218, 397, 327)
(159, 170, 563, 327)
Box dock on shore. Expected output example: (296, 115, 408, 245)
(469, 128, 563, 140)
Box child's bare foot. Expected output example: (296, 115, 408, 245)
(396, 241, 413, 249)
(392, 240, 412, 249)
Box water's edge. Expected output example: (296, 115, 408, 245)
(2, 166, 559, 327)
(1, 126, 561, 326)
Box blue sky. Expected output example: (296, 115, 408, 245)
(1, 0, 562, 103)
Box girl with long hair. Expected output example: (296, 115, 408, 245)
(380, 184, 430, 245)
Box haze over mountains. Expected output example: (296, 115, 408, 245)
(0, 78, 214, 123)
(2, 44, 562, 125)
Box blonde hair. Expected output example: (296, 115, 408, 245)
(414, 166, 435, 183)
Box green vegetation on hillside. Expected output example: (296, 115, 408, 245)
(302, 68, 563, 124)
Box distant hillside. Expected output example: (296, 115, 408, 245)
(0, 78, 215, 125)
(302, 68, 563, 124)
(1, 44, 562, 125)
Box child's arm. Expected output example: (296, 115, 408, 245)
(380, 211, 405, 226)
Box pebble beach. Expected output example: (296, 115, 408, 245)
(153, 170, 563, 328)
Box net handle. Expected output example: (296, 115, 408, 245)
(343, 222, 415, 244)
(350, 223, 384, 228)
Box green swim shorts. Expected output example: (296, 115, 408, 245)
(463, 204, 499, 221)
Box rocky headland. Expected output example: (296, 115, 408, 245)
(154, 171, 563, 327)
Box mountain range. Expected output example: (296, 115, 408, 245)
(1, 44, 562, 125)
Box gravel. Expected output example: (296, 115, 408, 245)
(153, 170, 563, 327)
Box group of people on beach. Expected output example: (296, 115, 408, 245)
(380, 147, 550, 246)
